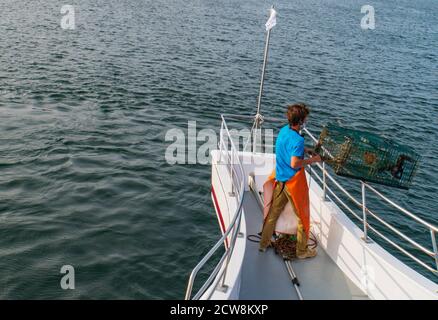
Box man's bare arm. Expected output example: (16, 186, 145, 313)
(291, 154, 321, 169)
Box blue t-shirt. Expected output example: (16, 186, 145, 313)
(275, 125, 305, 182)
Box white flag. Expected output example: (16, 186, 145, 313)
(265, 8, 277, 31)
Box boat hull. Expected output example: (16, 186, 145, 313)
(207, 150, 438, 300)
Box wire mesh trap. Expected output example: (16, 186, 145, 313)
(314, 124, 420, 189)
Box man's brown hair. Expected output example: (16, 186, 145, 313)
(287, 103, 310, 127)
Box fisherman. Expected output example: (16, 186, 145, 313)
(259, 103, 322, 258)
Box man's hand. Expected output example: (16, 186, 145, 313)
(310, 154, 322, 164)
(305, 147, 318, 157)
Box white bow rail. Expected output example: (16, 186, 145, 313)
(185, 114, 437, 300)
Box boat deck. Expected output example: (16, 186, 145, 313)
(239, 191, 368, 300)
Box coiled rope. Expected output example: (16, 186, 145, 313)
(247, 231, 318, 261)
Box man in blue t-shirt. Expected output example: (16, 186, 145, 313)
(259, 103, 322, 258)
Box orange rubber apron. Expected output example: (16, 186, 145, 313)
(265, 167, 310, 238)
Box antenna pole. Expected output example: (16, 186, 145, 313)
(253, 6, 275, 153)
(256, 27, 271, 119)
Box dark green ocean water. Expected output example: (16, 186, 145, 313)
(0, 0, 437, 298)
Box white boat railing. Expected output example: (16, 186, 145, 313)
(185, 115, 246, 300)
(221, 113, 438, 276)
(301, 125, 438, 276)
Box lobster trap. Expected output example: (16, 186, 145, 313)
(315, 124, 420, 190)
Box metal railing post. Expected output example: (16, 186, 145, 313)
(219, 180, 244, 290)
(322, 162, 327, 201)
(218, 257, 230, 293)
(219, 121, 224, 163)
(219, 221, 239, 292)
(229, 149, 235, 197)
(361, 182, 372, 243)
(430, 229, 438, 272)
